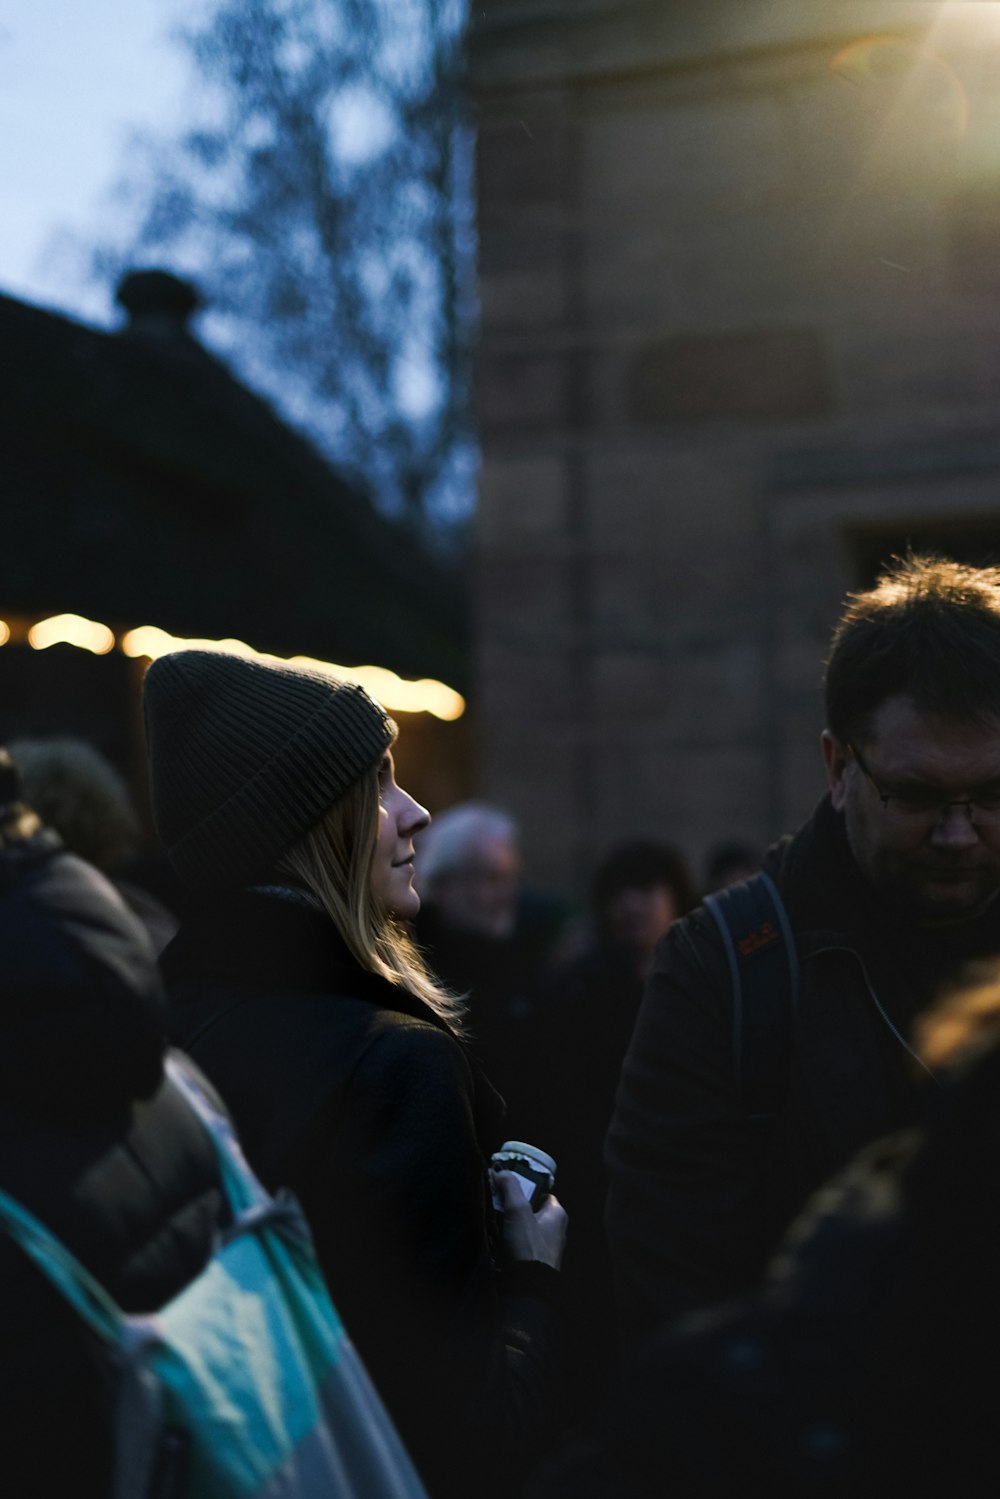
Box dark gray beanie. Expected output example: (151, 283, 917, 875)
(143, 650, 396, 890)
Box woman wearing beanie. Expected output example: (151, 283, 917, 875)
(143, 650, 567, 1499)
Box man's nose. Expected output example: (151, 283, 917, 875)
(929, 803, 980, 847)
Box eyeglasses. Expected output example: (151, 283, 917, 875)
(847, 742, 1000, 826)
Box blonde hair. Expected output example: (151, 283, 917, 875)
(278, 766, 465, 1033)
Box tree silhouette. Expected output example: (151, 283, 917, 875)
(95, 0, 475, 539)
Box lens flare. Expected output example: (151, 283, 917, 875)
(830, 34, 969, 142)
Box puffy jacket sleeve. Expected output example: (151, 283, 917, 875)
(288, 1016, 561, 1499)
(604, 910, 774, 1342)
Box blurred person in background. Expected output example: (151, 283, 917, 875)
(413, 801, 572, 1119)
(526, 841, 698, 1426)
(9, 735, 179, 953)
(416, 802, 522, 942)
(702, 838, 760, 894)
(592, 840, 698, 979)
(0, 748, 227, 1499)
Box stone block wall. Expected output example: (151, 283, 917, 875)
(470, 2, 1000, 897)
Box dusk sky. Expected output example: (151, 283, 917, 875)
(0, 0, 192, 324)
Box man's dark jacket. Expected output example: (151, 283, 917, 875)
(605, 794, 1000, 1340)
(0, 836, 225, 1499)
(162, 885, 561, 1499)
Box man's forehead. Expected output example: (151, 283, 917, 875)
(868, 694, 1000, 768)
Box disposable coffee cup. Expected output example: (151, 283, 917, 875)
(490, 1140, 557, 1212)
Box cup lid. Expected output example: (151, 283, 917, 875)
(496, 1139, 556, 1173)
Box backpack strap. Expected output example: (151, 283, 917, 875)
(704, 871, 799, 1121)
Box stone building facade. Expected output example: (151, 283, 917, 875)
(469, 1, 1000, 896)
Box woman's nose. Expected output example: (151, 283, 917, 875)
(402, 792, 430, 834)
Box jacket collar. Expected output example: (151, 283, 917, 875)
(162, 882, 462, 1038)
(163, 882, 507, 1139)
(763, 794, 864, 951)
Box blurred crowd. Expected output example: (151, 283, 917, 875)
(4, 553, 1000, 1497)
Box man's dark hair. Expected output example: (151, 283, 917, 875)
(592, 840, 697, 926)
(824, 553, 1000, 744)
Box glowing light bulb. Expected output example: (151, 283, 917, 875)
(290, 657, 465, 720)
(123, 629, 464, 718)
(28, 614, 115, 654)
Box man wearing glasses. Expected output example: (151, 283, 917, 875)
(606, 553, 1000, 1341)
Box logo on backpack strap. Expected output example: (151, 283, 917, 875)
(737, 922, 779, 957)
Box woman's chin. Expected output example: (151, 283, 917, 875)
(387, 884, 421, 922)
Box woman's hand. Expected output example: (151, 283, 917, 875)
(491, 1169, 568, 1270)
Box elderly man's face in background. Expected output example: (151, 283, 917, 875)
(429, 833, 521, 939)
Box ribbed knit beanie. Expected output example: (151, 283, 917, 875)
(143, 651, 396, 890)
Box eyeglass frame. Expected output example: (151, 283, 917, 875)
(846, 741, 1000, 825)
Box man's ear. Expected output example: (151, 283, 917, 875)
(821, 730, 851, 811)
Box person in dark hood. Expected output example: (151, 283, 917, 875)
(606, 554, 1000, 1341)
(144, 650, 567, 1499)
(0, 749, 226, 1499)
(9, 734, 179, 953)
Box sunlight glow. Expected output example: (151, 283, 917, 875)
(28, 613, 115, 654)
(931, 3, 1000, 43)
(0, 621, 9, 647)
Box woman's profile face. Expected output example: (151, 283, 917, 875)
(370, 752, 431, 918)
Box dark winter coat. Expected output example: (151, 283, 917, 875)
(535, 1028, 1000, 1499)
(0, 835, 226, 1499)
(605, 794, 1000, 1339)
(162, 884, 561, 1499)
